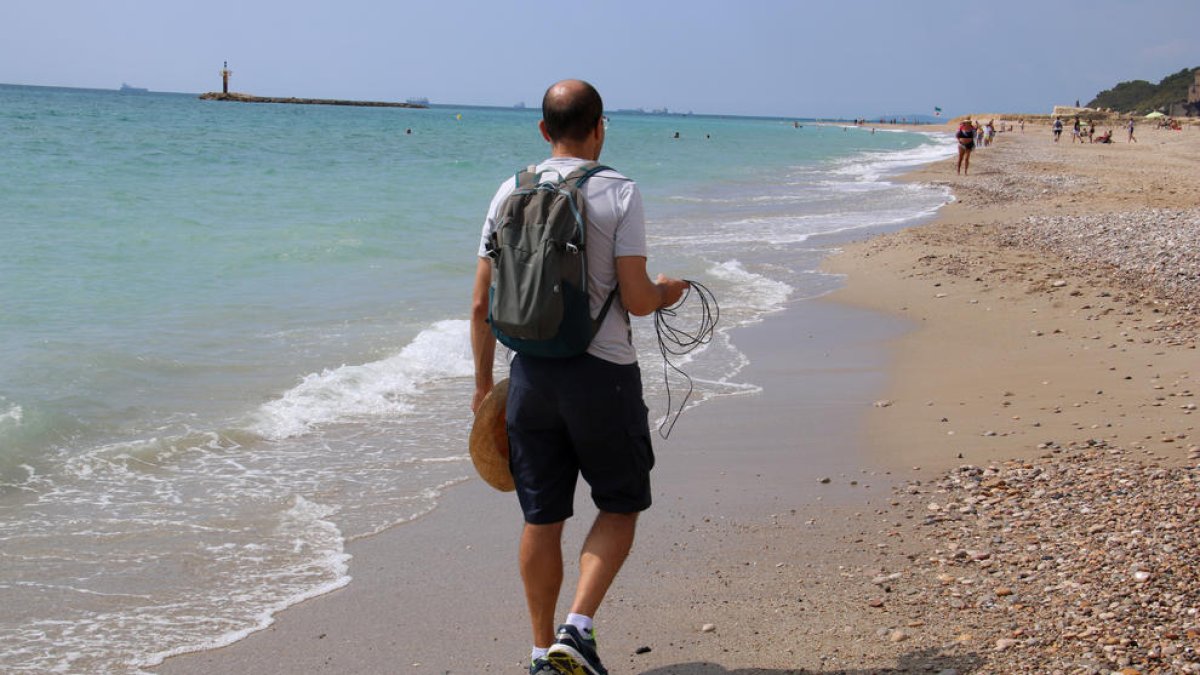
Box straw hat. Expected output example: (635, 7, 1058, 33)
(469, 378, 515, 492)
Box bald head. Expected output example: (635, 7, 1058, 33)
(542, 79, 603, 143)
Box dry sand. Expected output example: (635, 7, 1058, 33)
(819, 122, 1200, 673)
(159, 124, 1200, 674)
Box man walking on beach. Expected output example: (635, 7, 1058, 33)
(470, 79, 688, 675)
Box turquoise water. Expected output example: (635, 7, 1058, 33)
(0, 84, 953, 672)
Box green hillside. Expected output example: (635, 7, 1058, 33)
(1087, 66, 1197, 113)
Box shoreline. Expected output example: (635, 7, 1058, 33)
(5, 92, 961, 675)
(819, 122, 1200, 671)
(158, 123, 1200, 673)
(156, 224, 939, 672)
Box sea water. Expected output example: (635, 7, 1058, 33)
(0, 84, 954, 672)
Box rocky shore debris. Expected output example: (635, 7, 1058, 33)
(894, 443, 1200, 672)
(828, 126, 1200, 672)
(1000, 208, 1200, 318)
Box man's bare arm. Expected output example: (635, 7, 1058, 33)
(470, 257, 496, 413)
(615, 256, 688, 317)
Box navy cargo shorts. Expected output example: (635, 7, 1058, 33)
(506, 352, 655, 525)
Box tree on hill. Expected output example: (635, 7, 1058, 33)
(1088, 66, 1198, 114)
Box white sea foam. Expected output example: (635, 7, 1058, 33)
(667, 193, 813, 205)
(653, 136, 954, 253)
(134, 495, 351, 672)
(653, 194, 948, 248)
(0, 403, 22, 426)
(637, 259, 789, 432)
(708, 260, 793, 314)
(830, 134, 957, 183)
(251, 320, 474, 439)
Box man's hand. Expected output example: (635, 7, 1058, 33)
(471, 379, 493, 415)
(655, 274, 689, 310)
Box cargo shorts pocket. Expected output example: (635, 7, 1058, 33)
(625, 400, 655, 473)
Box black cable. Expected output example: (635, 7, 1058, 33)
(653, 280, 719, 438)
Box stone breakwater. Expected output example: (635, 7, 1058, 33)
(198, 92, 427, 108)
(896, 442, 1200, 673)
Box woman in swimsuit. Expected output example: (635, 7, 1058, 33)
(956, 120, 975, 175)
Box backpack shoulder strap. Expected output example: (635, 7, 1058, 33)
(560, 162, 615, 188)
(574, 164, 614, 187)
(514, 165, 540, 190)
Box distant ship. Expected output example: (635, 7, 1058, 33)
(119, 83, 148, 93)
(513, 102, 526, 109)
(405, 97, 429, 106)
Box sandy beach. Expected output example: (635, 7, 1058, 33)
(821, 120, 1200, 673)
(158, 123, 1200, 674)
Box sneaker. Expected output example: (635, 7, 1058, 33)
(529, 656, 563, 674)
(546, 624, 607, 675)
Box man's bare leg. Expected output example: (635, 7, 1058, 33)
(569, 511, 638, 619)
(520, 521, 565, 648)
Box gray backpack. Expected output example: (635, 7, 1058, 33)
(485, 162, 618, 358)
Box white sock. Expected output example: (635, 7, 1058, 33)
(565, 612, 593, 636)
(531, 646, 549, 662)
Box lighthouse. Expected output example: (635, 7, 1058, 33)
(220, 61, 233, 94)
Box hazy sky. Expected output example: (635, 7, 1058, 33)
(4, 0, 1198, 118)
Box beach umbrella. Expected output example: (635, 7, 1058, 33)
(1144, 111, 1166, 119)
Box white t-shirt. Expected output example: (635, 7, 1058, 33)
(479, 157, 646, 365)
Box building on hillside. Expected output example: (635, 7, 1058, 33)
(1051, 105, 1095, 118)
(1171, 70, 1200, 117)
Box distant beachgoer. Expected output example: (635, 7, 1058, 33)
(1053, 117, 1063, 142)
(956, 119, 975, 175)
(984, 120, 995, 146)
(1127, 119, 1136, 143)
(673, 131, 680, 139)
(975, 122, 983, 147)
(1020, 119, 1025, 133)
(405, 128, 412, 135)
(1095, 129, 1113, 144)
(1072, 118, 1082, 143)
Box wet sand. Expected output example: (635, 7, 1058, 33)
(159, 265, 936, 673)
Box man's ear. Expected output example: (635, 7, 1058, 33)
(538, 119, 552, 143)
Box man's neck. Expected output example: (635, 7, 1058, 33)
(549, 143, 598, 161)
